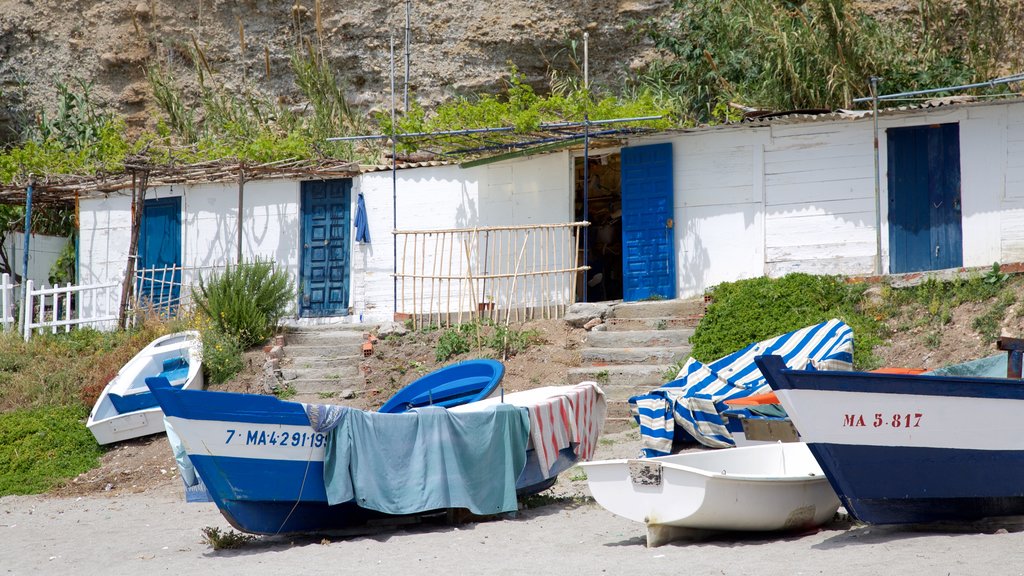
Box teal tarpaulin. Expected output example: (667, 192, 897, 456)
(307, 403, 530, 515)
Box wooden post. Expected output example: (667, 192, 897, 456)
(237, 164, 246, 264)
(118, 170, 148, 329)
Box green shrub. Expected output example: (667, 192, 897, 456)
(200, 329, 245, 385)
(691, 273, 883, 369)
(192, 259, 294, 349)
(436, 328, 470, 362)
(0, 405, 103, 496)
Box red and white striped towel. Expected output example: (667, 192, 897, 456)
(528, 382, 606, 474)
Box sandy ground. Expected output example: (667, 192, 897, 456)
(6, 429, 1024, 576)
(7, 482, 1024, 576)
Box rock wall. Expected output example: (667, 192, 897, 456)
(0, 0, 671, 140)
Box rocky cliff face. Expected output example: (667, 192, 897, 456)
(0, 0, 671, 141)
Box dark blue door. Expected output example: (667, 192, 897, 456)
(139, 196, 181, 307)
(300, 180, 351, 317)
(887, 123, 963, 273)
(620, 143, 676, 301)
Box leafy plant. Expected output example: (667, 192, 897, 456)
(633, 0, 1023, 124)
(199, 329, 245, 385)
(436, 327, 470, 362)
(192, 259, 294, 349)
(273, 384, 298, 400)
(983, 262, 1010, 286)
(486, 325, 541, 358)
(201, 526, 256, 550)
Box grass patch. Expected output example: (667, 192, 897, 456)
(0, 404, 103, 496)
(971, 289, 1017, 344)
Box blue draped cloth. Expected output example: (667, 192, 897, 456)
(305, 403, 530, 516)
(354, 193, 370, 243)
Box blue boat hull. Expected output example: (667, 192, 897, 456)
(150, 382, 583, 535)
(807, 444, 1024, 524)
(756, 354, 1024, 525)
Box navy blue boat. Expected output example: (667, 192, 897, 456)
(378, 359, 504, 413)
(757, 340, 1024, 525)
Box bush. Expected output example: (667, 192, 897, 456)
(200, 329, 245, 385)
(192, 259, 294, 349)
(691, 273, 883, 369)
(436, 328, 470, 362)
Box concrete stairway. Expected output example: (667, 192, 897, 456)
(567, 298, 704, 431)
(277, 325, 373, 402)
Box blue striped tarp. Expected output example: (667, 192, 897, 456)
(629, 319, 854, 455)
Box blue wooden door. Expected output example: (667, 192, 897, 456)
(620, 143, 676, 301)
(887, 124, 963, 273)
(139, 196, 182, 307)
(300, 180, 351, 317)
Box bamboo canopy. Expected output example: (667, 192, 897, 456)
(0, 157, 362, 205)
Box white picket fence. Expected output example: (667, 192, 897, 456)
(1, 273, 16, 332)
(21, 279, 121, 340)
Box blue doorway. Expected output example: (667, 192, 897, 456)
(887, 123, 963, 273)
(620, 143, 676, 301)
(138, 196, 182, 308)
(300, 180, 351, 317)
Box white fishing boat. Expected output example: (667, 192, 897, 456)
(579, 442, 840, 547)
(87, 331, 204, 445)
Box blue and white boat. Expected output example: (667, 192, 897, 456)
(756, 343, 1024, 525)
(87, 331, 204, 445)
(148, 380, 605, 534)
(378, 359, 504, 413)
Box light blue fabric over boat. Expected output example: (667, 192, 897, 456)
(629, 318, 854, 455)
(306, 403, 530, 515)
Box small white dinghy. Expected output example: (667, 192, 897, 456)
(87, 331, 204, 445)
(579, 442, 840, 547)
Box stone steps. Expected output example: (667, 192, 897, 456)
(566, 297, 704, 433)
(271, 327, 374, 398)
(585, 329, 694, 348)
(580, 346, 690, 365)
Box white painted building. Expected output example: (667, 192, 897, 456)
(75, 97, 1024, 324)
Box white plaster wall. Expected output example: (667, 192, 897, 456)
(1001, 103, 1024, 261)
(4, 233, 70, 287)
(764, 121, 877, 277)
(78, 192, 134, 321)
(352, 154, 575, 322)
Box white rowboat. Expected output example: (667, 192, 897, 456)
(87, 331, 204, 445)
(579, 442, 840, 546)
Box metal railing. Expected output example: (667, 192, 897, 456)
(393, 221, 590, 328)
(128, 264, 229, 320)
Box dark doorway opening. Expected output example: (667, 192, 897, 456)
(575, 153, 623, 302)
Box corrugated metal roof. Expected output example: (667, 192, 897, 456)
(740, 94, 1024, 126)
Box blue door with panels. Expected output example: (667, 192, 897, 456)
(620, 143, 676, 301)
(300, 179, 351, 317)
(887, 123, 963, 273)
(139, 196, 182, 307)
